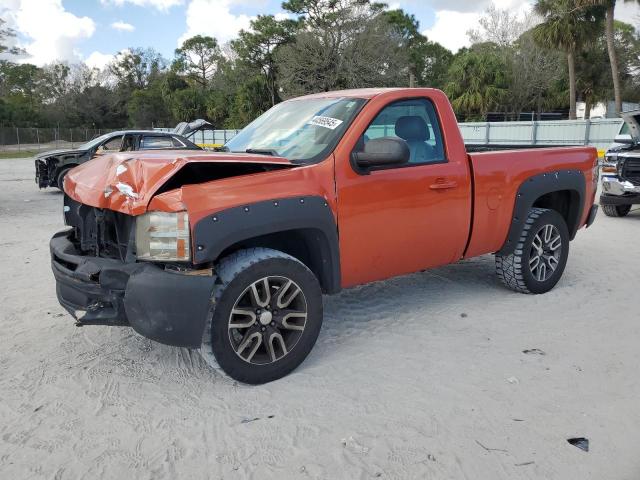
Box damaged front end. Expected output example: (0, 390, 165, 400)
(50, 150, 299, 347)
(51, 195, 215, 348)
(35, 158, 52, 188)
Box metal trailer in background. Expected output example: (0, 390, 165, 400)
(458, 118, 624, 155)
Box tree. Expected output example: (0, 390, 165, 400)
(468, 4, 536, 47)
(444, 44, 510, 120)
(532, 0, 605, 119)
(0, 18, 24, 57)
(108, 48, 167, 91)
(507, 31, 566, 118)
(173, 35, 222, 88)
(233, 15, 298, 106)
(576, 0, 640, 114)
(277, 0, 408, 96)
(383, 9, 453, 88)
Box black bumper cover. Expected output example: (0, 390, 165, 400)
(50, 230, 215, 348)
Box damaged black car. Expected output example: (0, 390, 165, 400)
(35, 129, 203, 190)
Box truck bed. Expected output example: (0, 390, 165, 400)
(464, 146, 598, 258)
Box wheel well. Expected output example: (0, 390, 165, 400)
(216, 228, 339, 294)
(532, 189, 581, 237)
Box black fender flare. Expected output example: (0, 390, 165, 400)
(192, 196, 341, 293)
(498, 170, 586, 255)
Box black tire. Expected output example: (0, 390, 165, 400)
(56, 167, 72, 191)
(601, 204, 631, 217)
(202, 248, 323, 384)
(495, 208, 570, 294)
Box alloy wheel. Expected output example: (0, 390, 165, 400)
(228, 276, 308, 365)
(529, 224, 562, 282)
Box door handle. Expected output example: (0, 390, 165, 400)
(429, 178, 458, 190)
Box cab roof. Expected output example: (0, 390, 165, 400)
(289, 87, 443, 101)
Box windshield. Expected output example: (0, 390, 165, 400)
(224, 97, 366, 163)
(77, 133, 112, 151)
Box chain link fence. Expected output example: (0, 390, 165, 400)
(0, 127, 122, 154)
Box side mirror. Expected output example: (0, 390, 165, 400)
(353, 137, 410, 169)
(614, 134, 634, 145)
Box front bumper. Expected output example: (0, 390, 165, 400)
(601, 175, 640, 196)
(50, 230, 215, 348)
(35, 158, 50, 188)
(600, 175, 640, 205)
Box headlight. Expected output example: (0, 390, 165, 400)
(135, 211, 190, 262)
(602, 154, 618, 173)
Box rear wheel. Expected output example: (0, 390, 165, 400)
(495, 208, 569, 294)
(601, 204, 631, 217)
(201, 248, 323, 384)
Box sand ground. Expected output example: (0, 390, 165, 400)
(1, 157, 639, 479)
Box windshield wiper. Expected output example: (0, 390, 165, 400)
(245, 148, 279, 156)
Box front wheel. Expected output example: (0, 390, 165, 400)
(56, 167, 72, 191)
(495, 208, 569, 294)
(201, 248, 323, 384)
(601, 204, 631, 217)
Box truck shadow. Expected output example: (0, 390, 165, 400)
(309, 255, 505, 364)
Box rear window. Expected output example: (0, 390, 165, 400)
(140, 136, 173, 150)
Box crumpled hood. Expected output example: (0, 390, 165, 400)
(64, 150, 294, 216)
(37, 148, 85, 159)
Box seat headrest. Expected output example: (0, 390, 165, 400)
(395, 116, 430, 142)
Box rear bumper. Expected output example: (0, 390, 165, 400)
(50, 230, 215, 348)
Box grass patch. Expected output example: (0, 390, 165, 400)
(0, 150, 37, 159)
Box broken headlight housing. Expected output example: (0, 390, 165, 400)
(135, 211, 190, 262)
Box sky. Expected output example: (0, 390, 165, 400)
(1, 0, 639, 68)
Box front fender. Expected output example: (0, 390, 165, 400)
(192, 195, 341, 292)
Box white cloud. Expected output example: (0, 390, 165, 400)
(10, 0, 95, 65)
(423, 10, 483, 52)
(100, 0, 184, 11)
(85, 51, 115, 69)
(423, 0, 533, 52)
(179, 0, 253, 45)
(615, 2, 640, 28)
(111, 20, 135, 32)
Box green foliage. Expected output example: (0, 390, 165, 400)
(445, 44, 510, 120)
(383, 9, 453, 88)
(533, 0, 604, 53)
(0, 0, 638, 129)
(173, 35, 222, 88)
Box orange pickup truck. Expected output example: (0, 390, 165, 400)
(50, 88, 599, 383)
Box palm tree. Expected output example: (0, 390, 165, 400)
(532, 0, 604, 119)
(576, 0, 639, 114)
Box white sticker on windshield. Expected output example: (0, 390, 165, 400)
(308, 116, 344, 130)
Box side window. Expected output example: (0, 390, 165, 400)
(101, 135, 123, 151)
(171, 136, 186, 147)
(361, 99, 445, 165)
(140, 135, 174, 150)
(121, 135, 135, 151)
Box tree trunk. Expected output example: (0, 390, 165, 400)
(585, 95, 592, 120)
(605, 4, 622, 115)
(567, 50, 577, 120)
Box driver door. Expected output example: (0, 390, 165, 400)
(335, 97, 472, 287)
(93, 135, 124, 156)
